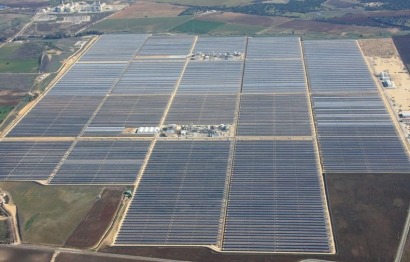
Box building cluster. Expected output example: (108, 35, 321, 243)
(378, 71, 396, 88)
(40, 1, 113, 14)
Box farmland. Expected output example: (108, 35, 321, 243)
(110, 1, 186, 19)
(0, 42, 42, 73)
(65, 188, 125, 248)
(91, 16, 193, 33)
(0, 246, 53, 262)
(0, 182, 105, 245)
(170, 20, 225, 34)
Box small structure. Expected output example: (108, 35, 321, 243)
(123, 190, 132, 199)
(378, 71, 396, 88)
(136, 126, 159, 135)
(399, 111, 410, 119)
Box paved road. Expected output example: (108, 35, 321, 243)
(1, 244, 190, 262)
(395, 204, 410, 262)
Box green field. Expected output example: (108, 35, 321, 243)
(0, 182, 105, 245)
(210, 23, 265, 35)
(91, 16, 194, 33)
(171, 20, 225, 34)
(0, 106, 14, 123)
(0, 43, 42, 73)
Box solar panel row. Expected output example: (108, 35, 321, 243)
(112, 61, 185, 95)
(136, 35, 195, 58)
(177, 60, 243, 94)
(193, 36, 246, 54)
(48, 63, 126, 96)
(116, 141, 231, 245)
(246, 37, 302, 60)
(223, 140, 331, 252)
(50, 140, 150, 184)
(303, 40, 377, 94)
(0, 141, 72, 181)
(304, 40, 410, 173)
(237, 94, 311, 137)
(165, 94, 238, 125)
(313, 94, 397, 137)
(85, 95, 170, 136)
(7, 96, 104, 137)
(80, 34, 148, 62)
(242, 59, 306, 94)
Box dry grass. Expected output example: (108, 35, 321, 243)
(110, 2, 186, 19)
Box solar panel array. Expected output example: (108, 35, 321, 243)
(0, 141, 71, 181)
(246, 37, 302, 60)
(176, 61, 243, 94)
(304, 40, 410, 173)
(193, 36, 246, 53)
(136, 35, 195, 57)
(50, 140, 150, 184)
(242, 59, 306, 93)
(116, 141, 230, 245)
(166, 94, 237, 125)
(80, 34, 148, 62)
(85, 95, 170, 136)
(48, 63, 126, 96)
(237, 94, 311, 136)
(312, 93, 397, 137)
(303, 40, 377, 94)
(223, 141, 330, 252)
(7, 96, 104, 137)
(112, 61, 185, 95)
(6, 35, 410, 254)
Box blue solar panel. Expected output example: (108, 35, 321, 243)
(223, 140, 331, 252)
(116, 141, 230, 245)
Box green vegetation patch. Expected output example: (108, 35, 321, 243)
(0, 182, 105, 245)
(0, 42, 43, 73)
(210, 23, 265, 35)
(0, 220, 9, 243)
(171, 19, 225, 34)
(0, 106, 14, 123)
(91, 16, 193, 33)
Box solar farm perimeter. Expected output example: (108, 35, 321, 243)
(1, 34, 409, 254)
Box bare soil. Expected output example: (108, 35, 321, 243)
(0, 90, 27, 106)
(56, 252, 145, 262)
(0, 246, 53, 262)
(110, 2, 186, 19)
(65, 188, 124, 248)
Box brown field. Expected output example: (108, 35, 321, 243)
(327, 10, 410, 28)
(275, 19, 394, 36)
(197, 12, 291, 27)
(0, 90, 27, 106)
(110, 2, 186, 19)
(65, 188, 124, 249)
(0, 246, 53, 262)
(358, 38, 396, 58)
(103, 174, 410, 262)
